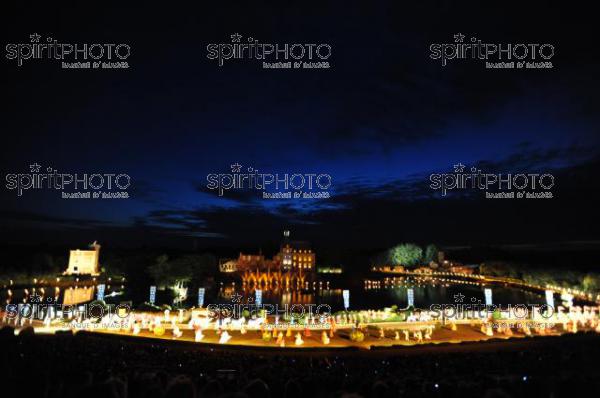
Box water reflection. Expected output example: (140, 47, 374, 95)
(1, 277, 550, 311)
(1, 283, 123, 305)
(212, 277, 548, 312)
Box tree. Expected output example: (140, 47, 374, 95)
(582, 273, 600, 293)
(169, 256, 194, 281)
(423, 244, 439, 264)
(190, 253, 218, 282)
(147, 254, 172, 287)
(388, 243, 423, 267)
(101, 255, 125, 277)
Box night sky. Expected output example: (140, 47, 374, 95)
(1, 2, 599, 254)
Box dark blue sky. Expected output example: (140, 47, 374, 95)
(1, 2, 599, 251)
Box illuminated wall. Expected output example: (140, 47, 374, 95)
(65, 247, 100, 275)
(63, 286, 95, 305)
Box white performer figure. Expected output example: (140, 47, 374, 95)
(219, 330, 231, 344)
(133, 322, 141, 335)
(295, 332, 304, 346)
(424, 328, 432, 340)
(240, 324, 247, 335)
(403, 330, 410, 341)
(195, 329, 204, 342)
(322, 331, 330, 345)
(276, 331, 284, 345)
(394, 331, 400, 340)
(172, 324, 182, 338)
(414, 331, 423, 342)
(485, 323, 494, 337)
(379, 328, 385, 338)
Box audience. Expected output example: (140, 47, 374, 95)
(1, 326, 599, 397)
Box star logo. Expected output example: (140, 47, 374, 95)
(231, 293, 243, 303)
(30, 33, 41, 43)
(453, 163, 465, 173)
(230, 163, 242, 173)
(30, 163, 41, 173)
(454, 33, 465, 43)
(29, 293, 42, 303)
(453, 293, 465, 303)
(230, 33, 242, 43)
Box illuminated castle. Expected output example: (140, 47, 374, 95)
(275, 229, 315, 271)
(64, 241, 101, 276)
(234, 231, 316, 289)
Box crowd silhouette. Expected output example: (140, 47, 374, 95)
(1, 326, 599, 398)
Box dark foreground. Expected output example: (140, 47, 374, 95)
(1, 326, 599, 398)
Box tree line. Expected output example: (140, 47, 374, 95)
(371, 243, 440, 268)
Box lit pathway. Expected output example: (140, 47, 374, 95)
(3, 319, 582, 350)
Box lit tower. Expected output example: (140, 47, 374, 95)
(281, 230, 292, 271)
